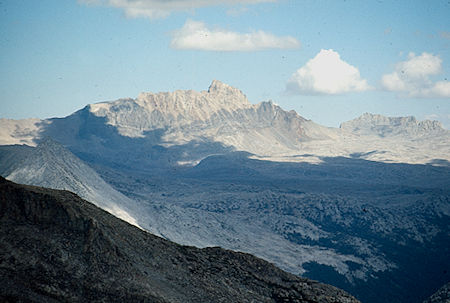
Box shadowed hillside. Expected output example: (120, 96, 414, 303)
(0, 177, 359, 303)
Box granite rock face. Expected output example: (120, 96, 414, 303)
(0, 177, 360, 303)
(0, 81, 449, 303)
(340, 113, 446, 138)
(0, 81, 449, 165)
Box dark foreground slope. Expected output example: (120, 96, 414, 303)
(0, 177, 359, 303)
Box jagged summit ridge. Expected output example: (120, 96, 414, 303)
(88, 80, 253, 138)
(84, 80, 332, 155)
(340, 112, 445, 137)
(0, 80, 448, 164)
(207, 79, 247, 97)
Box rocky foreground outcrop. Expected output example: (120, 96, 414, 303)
(0, 177, 359, 303)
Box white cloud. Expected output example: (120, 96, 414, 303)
(78, 0, 275, 19)
(381, 52, 450, 98)
(170, 19, 300, 51)
(286, 49, 372, 95)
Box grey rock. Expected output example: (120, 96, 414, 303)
(2, 137, 141, 227)
(340, 113, 446, 138)
(0, 81, 449, 303)
(0, 177, 360, 303)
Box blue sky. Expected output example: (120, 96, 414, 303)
(1, 0, 449, 127)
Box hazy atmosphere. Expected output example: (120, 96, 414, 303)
(1, 0, 449, 127)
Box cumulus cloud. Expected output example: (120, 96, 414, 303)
(78, 0, 275, 19)
(170, 19, 300, 51)
(286, 49, 372, 95)
(381, 52, 450, 98)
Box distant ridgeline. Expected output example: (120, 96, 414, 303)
(0, 81, 449, 303)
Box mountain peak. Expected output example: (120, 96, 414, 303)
(87, 80, 253, 138)
(208, 79, 230, 91)
(340, 113, 445, 137)
(207, 80, 246, 97)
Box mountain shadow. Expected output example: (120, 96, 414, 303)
(0, 177, 359, 303)
(37, 106, 234, 174)
(183, 152, 450, 192)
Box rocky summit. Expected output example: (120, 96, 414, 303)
(1, 81, 449, 165)
(0, 81, 449, 303)
(0, 177, 359, 303)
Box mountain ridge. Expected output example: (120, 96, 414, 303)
(0, 80, 448, 166)
(0, 176, 360, 303)
(340, 112, 446, 137)
(89, 80, 253, 138)
(1, 137, 141, 228)
(0, 80, 449, 302)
